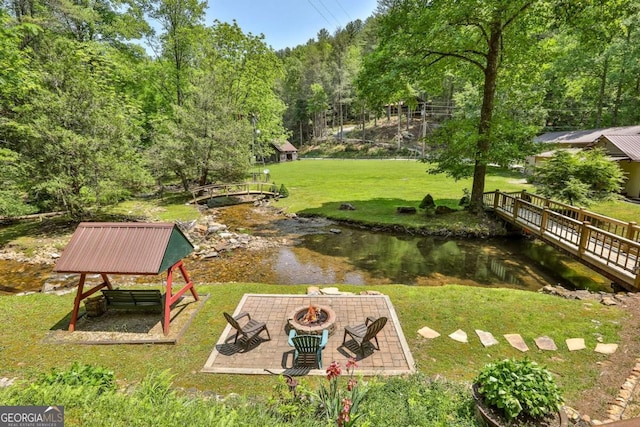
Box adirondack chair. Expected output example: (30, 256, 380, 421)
(343, 316, 388, 356)
(287, 329, 329, 369)
(223, 311, 270, 349)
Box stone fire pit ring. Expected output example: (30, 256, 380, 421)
(287, 304, 337, 336)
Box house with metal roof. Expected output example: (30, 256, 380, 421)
(594, 135, 640, 198)
(527, 126, 640, 198)
(54, 222, 199, 335)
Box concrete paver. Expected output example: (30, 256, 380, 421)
(202, 294, 415, 376)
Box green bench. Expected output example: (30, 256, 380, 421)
(101, 289, 163, 312)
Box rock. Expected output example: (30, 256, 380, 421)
(329, 228, 342, 234)
(435, 205, 455, 215)
(418, 326, 440, 339)
(307, 286, 321, 295)
(320, 287, 341, 295)
(396, 206, 417, 214)
(339, 203, 356, 210)
(601, 296, 618, 306)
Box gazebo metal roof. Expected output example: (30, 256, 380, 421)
(55, 222, 198, 336)
(54, 222, 193, 275)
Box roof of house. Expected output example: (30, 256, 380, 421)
(272, 141, 298, 152)
(599, 135, 640, 161)
(53, 222, 194, 274)
(534, 125, 640, 144)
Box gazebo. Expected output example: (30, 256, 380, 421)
(54, 222, 199, 335)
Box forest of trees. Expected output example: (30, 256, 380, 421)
(1, 0, 639, 217)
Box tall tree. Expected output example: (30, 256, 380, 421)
(367, 0, 550, 213)
(150, 0, 206, 106)
(152, 21, 286, 188)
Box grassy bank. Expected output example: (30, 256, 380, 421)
(0, 283, 623, 408)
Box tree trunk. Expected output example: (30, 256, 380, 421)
(612, 28, 631, 126)
(595, 53, 609, 128)
(469, 22, 501, 215)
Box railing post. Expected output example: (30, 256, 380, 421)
(513, 198, 520, 221)
(544, 198, 550, 208)
(577, 207, 585, 223)
(578, 221, 591, 256)
(493, 189, 500, 210)
(540, 207, 549, 237)
(626, 221, 637, 241)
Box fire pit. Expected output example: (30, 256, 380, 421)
(287, 304, 337, 336)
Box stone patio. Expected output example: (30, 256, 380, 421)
(202, 294, 415, 376)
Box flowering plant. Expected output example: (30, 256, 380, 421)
(316, 358, 367, 426)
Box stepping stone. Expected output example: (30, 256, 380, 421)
(475, 329, 499, 347)
(417, 326, 440, 339)
(448, 329, 468, 343)
(566, 338, 586, 351)
(504, 334, 529, 352)
(534, 336, 558, 351)
(595, 343, 619, 354)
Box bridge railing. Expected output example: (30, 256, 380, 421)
(582, 225, 640, 279)
(485, 189, 640, 288)
(190, 182, 276, 201)
(484, 190, 640, 242)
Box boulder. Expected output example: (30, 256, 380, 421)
(396, 206, 417, 214)
(339, 203, 356, 211)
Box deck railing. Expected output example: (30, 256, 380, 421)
(484, 190, 640, 290)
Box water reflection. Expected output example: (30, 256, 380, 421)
(0, 205, 610, 294)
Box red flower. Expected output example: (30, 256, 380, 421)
(346, 357, 358, 371)
(326, 361, 341, 380)
(347, 377, 358, 391)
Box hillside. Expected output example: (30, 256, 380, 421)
(297, 117, 429, 158)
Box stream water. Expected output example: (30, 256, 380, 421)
(0, 204, 610, 295)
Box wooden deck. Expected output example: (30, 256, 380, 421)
(483, 190, 640, 291)
(189, 182, 278, 204)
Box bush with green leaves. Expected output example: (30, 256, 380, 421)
(475, 358, 564, 421)
(533, 148, 624, 205)
(419, 194, 435, 210)
(278, 184, 289, 198)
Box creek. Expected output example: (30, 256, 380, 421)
(0, 204, 610, 295)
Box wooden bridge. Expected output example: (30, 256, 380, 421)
(483, 190, 640, 291)
(189, 182, 278, 205)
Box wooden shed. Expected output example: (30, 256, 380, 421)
(270, 141, 298, 162)
(54, 222, 199, 335)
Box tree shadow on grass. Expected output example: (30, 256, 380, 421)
(295, 198, 466, 221)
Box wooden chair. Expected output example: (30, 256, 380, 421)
(223, 311, 270, 349)
(288, 329, 329, 369)
(343, 316, 388, 356)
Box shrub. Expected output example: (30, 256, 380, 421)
(279, 184, 289, 198)
(475, 358, 564, 421)
(419, 194, 435, 210)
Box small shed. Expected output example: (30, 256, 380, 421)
(54, 222, 199, 335)
(270, 141, 298, 162)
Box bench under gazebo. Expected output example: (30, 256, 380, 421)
(54, 222, 199, 335)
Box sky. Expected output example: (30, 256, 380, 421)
(206, 0, 379, 50)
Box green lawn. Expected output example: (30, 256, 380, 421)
(268, 160, 529, 227)
(0, 283, 623, 408)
